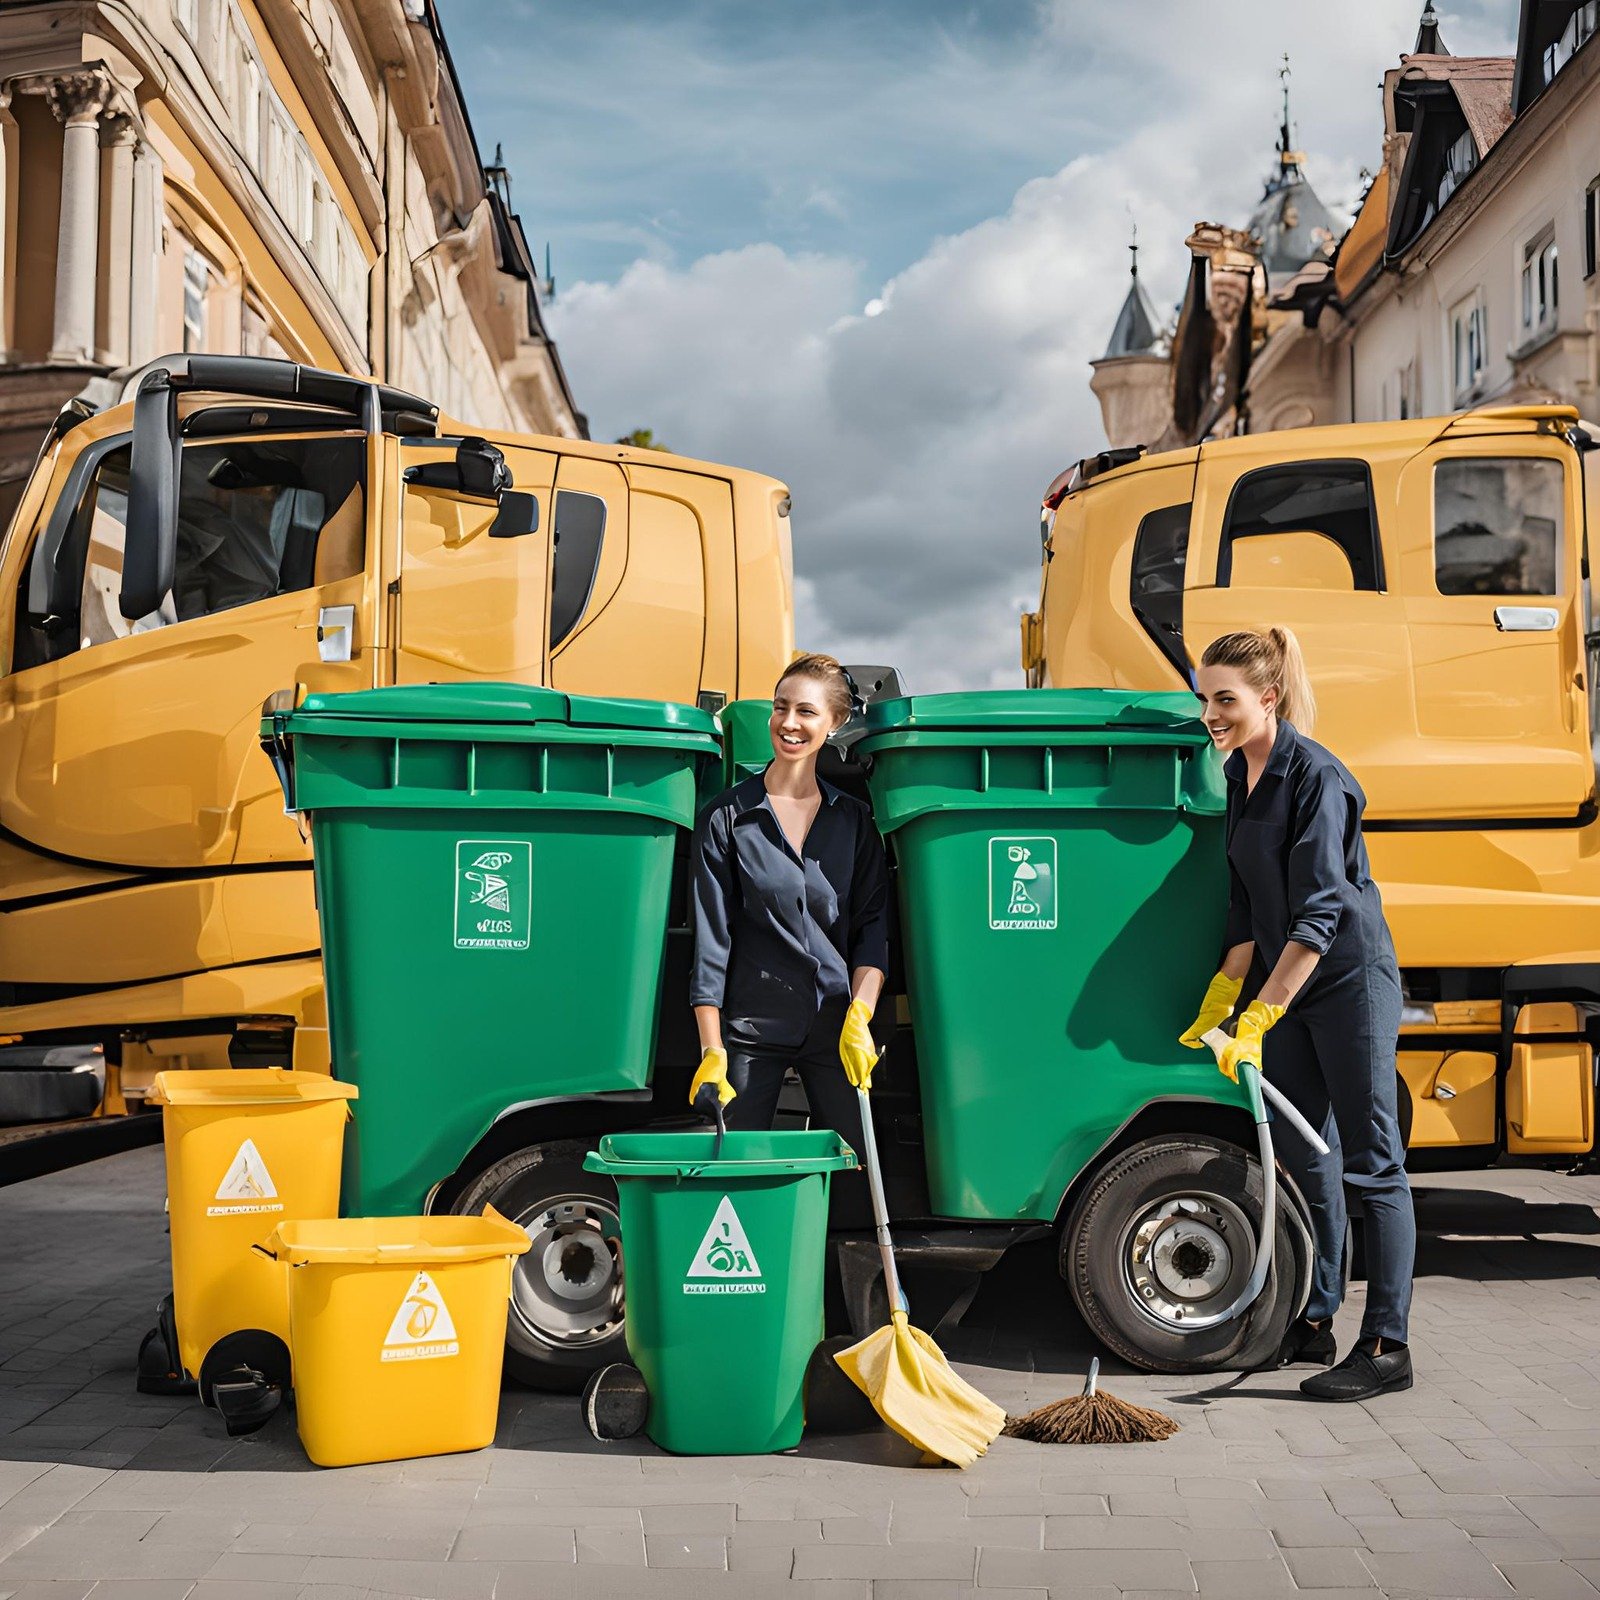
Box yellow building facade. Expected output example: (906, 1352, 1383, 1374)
(0, 0, 583, 534)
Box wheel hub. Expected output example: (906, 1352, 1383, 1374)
(509, 1194, 623, 1349)
(1121, 1192, 1255, 1330)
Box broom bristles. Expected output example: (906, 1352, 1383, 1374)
(1003, 1389, 1179, 1445)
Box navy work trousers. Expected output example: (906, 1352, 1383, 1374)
(1263, 969, 1415, 1344)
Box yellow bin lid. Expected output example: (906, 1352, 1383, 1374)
(149, 1068, 359, 1106)
(262, 1207, 530, 1267)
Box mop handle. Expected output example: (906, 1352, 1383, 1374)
(855, 1076, 910, 1319)
(1199, 1028, 1331, 1157)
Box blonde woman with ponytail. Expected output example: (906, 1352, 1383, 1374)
(1180, 627, 1415, 1402)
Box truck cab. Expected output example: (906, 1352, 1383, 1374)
(1023, 408, 1600, 1168)
(0, 355, 795, 1139)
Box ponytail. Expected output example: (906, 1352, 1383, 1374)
(1200, 626, 1317, 734)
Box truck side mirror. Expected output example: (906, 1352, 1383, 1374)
(402, 436, 512, 501)
(120, 370, 179, 620)
(488, 491, 539, 539)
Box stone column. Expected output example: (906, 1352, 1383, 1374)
(44, 68, 113, 363)
(98, 112, 137, 366)
(128, 139, 163, 367)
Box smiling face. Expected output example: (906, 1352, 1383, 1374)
(769, 673, 846, 766)
(1195, 663, 1278, 754)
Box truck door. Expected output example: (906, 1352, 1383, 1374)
(0, 414, 374, 875)
(547, 458, 719, 706)
(1184, 443, 1418, 816)
(1392, 434, 1590, 820)
(391, 438, 556, 684)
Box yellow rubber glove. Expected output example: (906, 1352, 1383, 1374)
(688, 1046, 735, 1108)
(1179, 971, 1244, 1049)
(839, 999, 879, 1090)
(1217, 1000, 1286, 1084)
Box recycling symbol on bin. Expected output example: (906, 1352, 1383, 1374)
(683, 1197, 765, 1295)
(1006, 845, 1041, 918)
(465, 850, 515, 913)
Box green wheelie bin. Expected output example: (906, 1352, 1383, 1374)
(584, 1129, 856, 1454)
(856, 689, 1237, 1223)
(263, 684, 721, 1216)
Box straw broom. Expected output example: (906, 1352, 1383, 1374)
(1002, 1358, 1179, 1445)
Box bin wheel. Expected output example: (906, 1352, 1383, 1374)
(1061, 1135, 1305, 1374)
(450, 1140, 626, 1392)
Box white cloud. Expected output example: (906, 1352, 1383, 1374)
(547, 0, 1517, 693)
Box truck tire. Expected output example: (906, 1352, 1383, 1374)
(1061, 1135, 1304, 1374)
(448, 1140, 626, 1392)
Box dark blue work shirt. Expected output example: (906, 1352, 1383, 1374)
(690, 771, 890, 1049)
(1223, 720, 1397, 1008)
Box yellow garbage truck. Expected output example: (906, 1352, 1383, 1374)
(1022, 405, 1600, 1171)
(0, 355, 795, 1156)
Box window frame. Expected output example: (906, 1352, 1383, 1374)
(1217, 459, 1387, 593)
(1584, 178, 1598, 281)
(1519, 224, 1559, 341)
(1128, 501, 1193, 686)
(1449, 290, 1488, 405)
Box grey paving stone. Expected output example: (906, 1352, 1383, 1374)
(643, 1535, 728, 1569)
(1189, 1558, 1296, 1597)
(888, 1511, 1039, 1548)
(294, 1555, 500, 1596)
(186, 1584, 303, 1600)
(1358, 1547, 1516, 1597)
(1256, 1505, 1365, 1547)
(1280, 1546, 1378, 1589)
(1348, 1513, 1475, 1551)
(1041, 1515, 1185, 1550)
(793, 1543, 977, 1581)
(823, 1515, 892, 1545)
(1497, 1563, 1600, 1598)
(975, 1548, 1194, 1590)
(448, 1524, 575, 1562)
(574, 1525, 648, 1566)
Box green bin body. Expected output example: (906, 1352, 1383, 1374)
(858, 690, 1241, 1222)
(584, 1130, 856, 1454)
(268, 685, 720, 1216)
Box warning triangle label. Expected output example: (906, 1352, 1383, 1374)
(206, 1139, 284, 1216)
(683, 1196, 765, 1295)
(380, 1271, 460, 1362)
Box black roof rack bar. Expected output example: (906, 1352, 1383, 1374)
(139, 355, 439, 436)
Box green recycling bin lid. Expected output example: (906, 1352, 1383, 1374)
(281, 683, 719, 744)
(863, 689, 1209, 739)
(585, 1129, 856, 1179)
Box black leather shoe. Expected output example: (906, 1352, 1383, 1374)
(1274, 1317, 1337, 1369)
(1300, 1343, 1412, 1402)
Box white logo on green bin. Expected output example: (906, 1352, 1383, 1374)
(454, 840, 531, 950)
(206, 1138, 284, 1217)
(381, 1271, 460, 1362)
(684, 1196, 765, 1295)
(988, 837, 1057, 931)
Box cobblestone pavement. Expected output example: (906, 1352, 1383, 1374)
(0, 1146, 1597, 1599)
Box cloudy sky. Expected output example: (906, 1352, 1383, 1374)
(450, 1, 1515, 691)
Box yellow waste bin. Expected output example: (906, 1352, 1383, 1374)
(260, 1210, 530, 1468)
(148, 1069, 357, 1403)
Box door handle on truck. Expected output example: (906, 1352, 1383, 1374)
(1494, 606, 1559, 632)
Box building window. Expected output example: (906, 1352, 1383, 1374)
(1543, 1, 1598, 88)
(1435, 457, 1564, 596)
(1585, 180, 1598, 280)
(1520, 227, 1559, 341)
(1435, 128, 1478, 215)
(182, 247, 210, 352)
(1450, 292, 1487, 403)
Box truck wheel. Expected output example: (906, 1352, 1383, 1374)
(449, 1140, 626, 1392)
(1061, 1135, 1300, 1374)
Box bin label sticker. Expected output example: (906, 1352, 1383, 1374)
(454, 840, 531, 951)
(684, 1196, 765, 1295)
(380, 1271, 460, 1362)
(988, 837, 1057, 931)
(207, 1138, 284, 1217)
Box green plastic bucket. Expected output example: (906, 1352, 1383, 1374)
(584, 1129, 856, 1454)
(265, 684, 720, 1216)
(857, 689, 1240, 1222)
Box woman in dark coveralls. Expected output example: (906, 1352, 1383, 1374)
(1180, 627, 1416, 1401)
(687, 653, 889, 1156)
